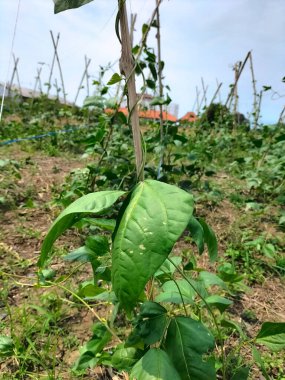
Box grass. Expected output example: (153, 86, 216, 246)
(0, 103, 285, 378)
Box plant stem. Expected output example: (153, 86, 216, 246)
(46, 280, 122, 342)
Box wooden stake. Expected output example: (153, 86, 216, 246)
(209, 82, 223, 106)
(47, 32, 59, 97)
(50, 31, 66, 103)
(118, 0, 143, 180)
(249, 51, 259, 128)
(195, 86, 201, 115)
(201, 77, 207, 107)
(225, 51, 251, 108)
(74, 55, 91, 104)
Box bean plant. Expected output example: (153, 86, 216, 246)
(36, 1, 285, 379)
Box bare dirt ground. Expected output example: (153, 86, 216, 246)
(1, 146, 284, 379)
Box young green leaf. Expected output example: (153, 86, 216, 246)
(85, 235, 109, 255)
(130, 348, 181, 380)
(112, 180, 194, 311)
(150, 94, 172, 106)
(165, 316, 216, 380)
(155, 279, 196, 305)
(112, 346, 143, 371)
(256, 322, 285, 351)
(187, 216, 204, 254)
(64, 246, 96, 262)
(82, 217, 116, 231)
(54, 0, 94, 14)
(199, 271, 227, 289)
(198, 219, 218, 261)
(0, 336, 14, 358)
(107, 73, 122, 85)
(83, 95, 104, 108)
(39, 190, 125, 267)
(203, 295, 233, 313)
(220, 319, 246, 339)
(155, 256, 182, 278)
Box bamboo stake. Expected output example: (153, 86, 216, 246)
(74, 56, 91, 104)
(225, 51, 251, 107)
(155, 0, 165, 178)
(8, 56, 20, 97)
(256, 90, 263, 126)
(249, 51, 259, 128)
(156, 0, 164, 145)
(201, 77, 207, 107)
(13, 54, 22, 96)
(200, 84, 208, 110)
(278, 105, 285, 125)
(195, 86, 201, 115)
(50, 31, 66, 103)
(33, 66, 43, 96)
(216, 78, 222, 103)
(118, 0, 143, 180)
(47, 32, 59, 97)
(232, 61, 241, 120)
(85, 55, 90, 97)
(209, 82, 223, 106)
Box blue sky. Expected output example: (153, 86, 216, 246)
(1, 0, 284, 123)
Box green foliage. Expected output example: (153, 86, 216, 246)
(0, 336, 15, 358)
(39, 190, 125, 266)
(256, 322, 285, 352)
(130, 349, 181, 380)
(1, 2, 284, 379)
(165, 317, 215, 380)
(112, 180, 194, 310)
(72, 322, 111, 371)
(53, 0, 94, 14)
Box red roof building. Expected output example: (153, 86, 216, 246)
(105, 107, 177, 122)
(180, 112, 197, 123)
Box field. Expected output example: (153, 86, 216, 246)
(0, 99, 285, 379)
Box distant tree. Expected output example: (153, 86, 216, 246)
(200, 103, 249, 130)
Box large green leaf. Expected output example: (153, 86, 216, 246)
(39, 190, 125, 267)
(130, 348, 181, 380)
(112, 180, 194, 310)
(256, 322, 285, 352)
(165, 316, 215, 380)
(53, 0, 94, 14)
